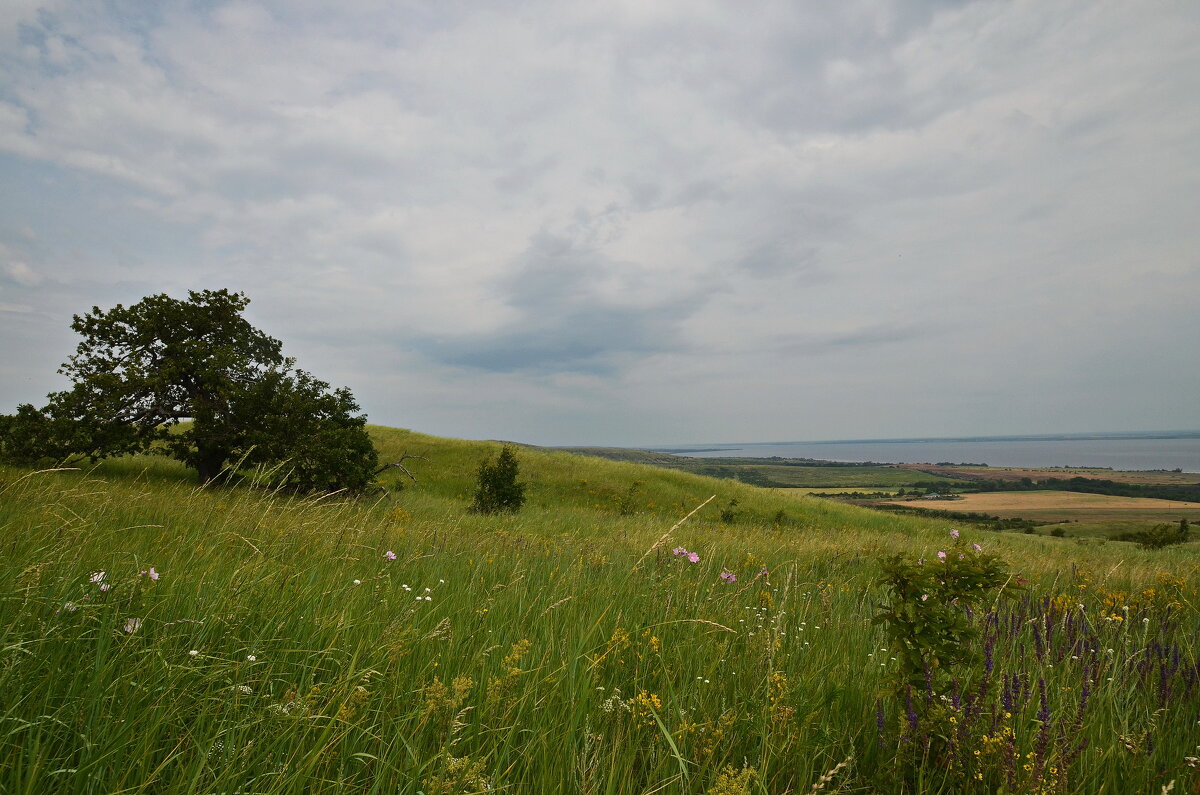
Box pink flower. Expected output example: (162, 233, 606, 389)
(140, 568, 160, 580)
(384, 550, 397, 561)
(672, 546, 688, 556)
(972, 543, 982, 552)
(720, 571, 737, 584)
(950, 529, 960, 540)
(937, 551, 947, 560)
(89, 571, 106, 584)
(921, 594, 929, 601)
(686, 552, 700, 563)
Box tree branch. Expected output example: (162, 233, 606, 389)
(374, 452, 428, 481)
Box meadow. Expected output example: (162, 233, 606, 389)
(1, 427, 1198, 793)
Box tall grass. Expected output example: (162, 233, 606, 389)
(1, 436, 1197, 793)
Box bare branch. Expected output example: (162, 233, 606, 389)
(374, 452, 428, 482)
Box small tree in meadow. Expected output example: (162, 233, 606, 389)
(470, 445, 526, 514)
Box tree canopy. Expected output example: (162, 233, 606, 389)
(1, 289, 379, 492)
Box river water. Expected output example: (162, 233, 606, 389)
(655, 434, 1200, 473)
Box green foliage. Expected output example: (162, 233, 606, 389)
(719, 498, 738, 524)
(616, 481, 642, 516)
(470, 445, 526, 514)
(5, 289, 377, 492)
(874, 532, 1014, 691)
(1135, 522, 1191, 550)
(0, 403, 74, 464)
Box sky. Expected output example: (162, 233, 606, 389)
(1, 0, 1198, 447)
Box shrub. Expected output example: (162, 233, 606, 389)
(470, 445, 526, 514)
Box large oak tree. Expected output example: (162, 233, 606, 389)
(4, 289, 379, 492)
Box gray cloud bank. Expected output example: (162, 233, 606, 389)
(1, 0, 1198, 445)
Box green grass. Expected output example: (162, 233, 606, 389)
(1, 428, 1198, 793)
(554, 447, 971, 489)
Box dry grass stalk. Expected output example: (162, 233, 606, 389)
(632, 494, 716, 570)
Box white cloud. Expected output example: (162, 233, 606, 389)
(0, 0, 1198, 442)
(3, 261, 41, 286)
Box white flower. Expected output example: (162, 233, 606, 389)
(89, 571, 106, 584)
(424, 595, 432, 601)
(353, 579, 362, 586)
(189, 650, 200, 657)
(246, 655, 257, 662)
(123, 617, 142, 634)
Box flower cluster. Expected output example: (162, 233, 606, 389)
(720, 571, 737, 584)
(671, 546, 700, 563)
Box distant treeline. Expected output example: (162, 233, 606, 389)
(870, 503, 1039, 532)
(726, 456, 893, 468)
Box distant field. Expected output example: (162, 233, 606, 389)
(558, 447, 969, 488)
(784, 487, 899, 495)
(902, 463, 1200, 486)
(884, 490, 1200, 523)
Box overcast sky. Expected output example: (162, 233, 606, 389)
(1, 1, 1198, 446)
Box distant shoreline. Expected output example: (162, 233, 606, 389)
(650, 430, 1200, 452)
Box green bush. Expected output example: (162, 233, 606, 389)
(470, 445, 526, 514)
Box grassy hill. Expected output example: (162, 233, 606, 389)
(1, 426, 1198, 793)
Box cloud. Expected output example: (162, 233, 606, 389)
(3, 261, 41, 286)
(0, 1, 1198, 443)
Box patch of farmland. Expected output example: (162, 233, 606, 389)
(885, 490, 1200, 522)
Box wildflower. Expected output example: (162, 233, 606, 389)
(720, 571, 737, 584)
(687, 552, 700, 563)
(384, 551, 397, 561)
(139, 568, 160, 580)
(99, 583, 111, 592)
(90, 571, 106, 584)
(353, 579, 362, 586)
(921, 594, 929, 601)
(972, 543, 982, 552)
(950, 529, 960, 540)
(246, 654, 257, 662)
(672, 546, 688, 556)
(937, 551, 947, 560)
(238, 685, 253, 695)
(402, 584, 411, 591)
(123, 617, 142, 634)
(189, 650, 200, 657)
